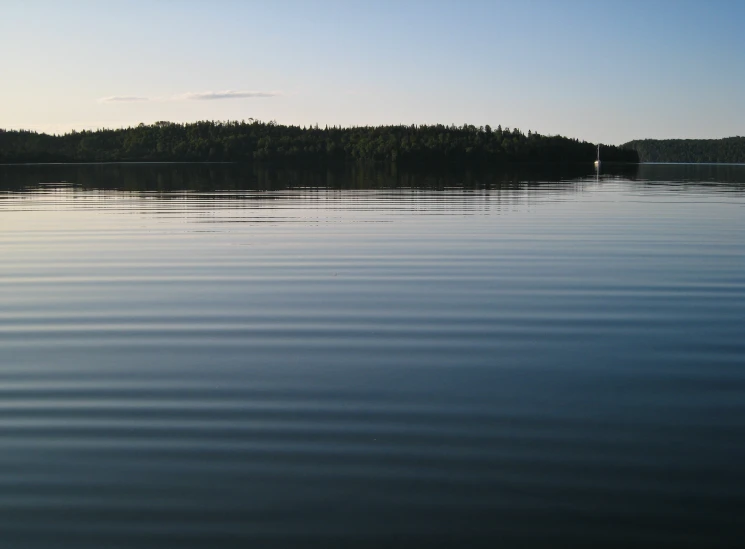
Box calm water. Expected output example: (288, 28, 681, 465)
(0, 164, 744, 548)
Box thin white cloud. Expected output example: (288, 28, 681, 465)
(98, 96, 150, 103)
(98, 90, 281, 104)
(176, 90, 281, 101)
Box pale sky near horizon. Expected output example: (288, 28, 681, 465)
(1, 0, 743, 145)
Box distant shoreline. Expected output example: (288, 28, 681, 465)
(624, 137, 745, 163)
(6, 161, 745, 167)
(637, 162, 745, 166)
(0, 161, 237, 166)
(0, 160, 642, 167)
(0, 120, 638, 165)
(9, 122, 742, 165)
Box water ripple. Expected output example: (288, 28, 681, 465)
(0, 167, 744, 548)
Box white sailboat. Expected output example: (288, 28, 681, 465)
(594, 144, 601, 169)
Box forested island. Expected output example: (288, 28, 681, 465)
(624, 137, 745, 163)
(0, 120, 637, 166)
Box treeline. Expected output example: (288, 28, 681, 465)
(624, 137, 745, 163)
(0, 120, 638, 166)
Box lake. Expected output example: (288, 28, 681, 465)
(0, 163, 743, 548)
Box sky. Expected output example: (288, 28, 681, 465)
(1, 0, 744, 144)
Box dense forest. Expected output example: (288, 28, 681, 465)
(624, 137, 745, 163)
(0, 120, 637, 166)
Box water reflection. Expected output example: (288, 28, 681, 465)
(2, 164, 743, 226)
(0, 163, 744, 548)
(0, 164, 590, 222)
(0, 162, 641, 192)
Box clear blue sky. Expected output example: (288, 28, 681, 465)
(1, 0, 743, 144)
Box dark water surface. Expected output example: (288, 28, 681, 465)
(1, 164, 744, 548)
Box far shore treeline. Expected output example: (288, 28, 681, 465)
(0, 120, 638, 166)
(624, 137, 745, 163)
